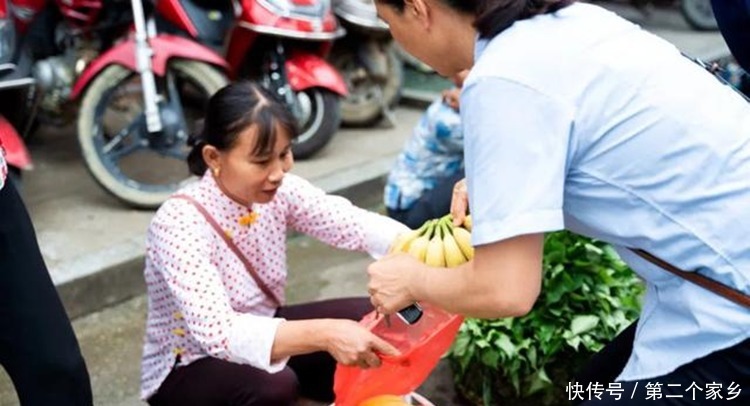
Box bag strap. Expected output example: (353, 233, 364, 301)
(682, 52, 750, 103)
(172, 194, 282, 307)
(630, 248, 750, 309)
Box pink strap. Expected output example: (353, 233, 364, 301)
(172, 194, 282, 307)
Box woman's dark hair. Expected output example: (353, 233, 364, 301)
(377, 0, 575, 39)
(187, 81, 299, 176)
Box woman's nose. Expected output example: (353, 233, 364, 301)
(269, 158, 290, 182)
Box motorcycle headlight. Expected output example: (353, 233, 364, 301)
(259, 0, 331, 20)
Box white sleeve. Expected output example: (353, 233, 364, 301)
(149, 200, 289, 372)
(461, 77, 574, 246)
(282, 174, 409, 258)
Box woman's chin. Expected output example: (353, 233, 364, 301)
(256, 190, 277, 203)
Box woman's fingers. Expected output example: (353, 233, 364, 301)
(371, 335, 400, 357)
(451, 178, 469, 225)
(362, 351, 382, 368)
(356, 336, 399, 369)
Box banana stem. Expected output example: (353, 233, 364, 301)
(419, 220, 432, 239)
(415, 220, 431, 236)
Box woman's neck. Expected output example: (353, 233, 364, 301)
(440, 9, 478, 70)
(212, 173, 252, 208)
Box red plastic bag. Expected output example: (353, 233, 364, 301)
(333, 302, 464, 406)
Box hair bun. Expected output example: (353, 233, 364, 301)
(187, 132, 206, 148)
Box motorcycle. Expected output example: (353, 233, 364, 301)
(154, 0, 347, 159)
(4, 0, 229, 207)
(0, 0, 35, 187)
(679, 0, 717, 30)
(606, 0, 718, 31)
(330, 0, 402, 127)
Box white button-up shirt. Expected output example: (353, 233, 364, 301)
(463, 3, 750, 382)
(140, 172, 407, 400)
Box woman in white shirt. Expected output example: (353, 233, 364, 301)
(367, 0, 750, 404)
(141, 82, 406, 405)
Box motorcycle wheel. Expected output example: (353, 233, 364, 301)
(681, 0, 718, 31)
(291, 88, 341, 159)
(334, 44, 403, 127)
(77, 60, 227, 209)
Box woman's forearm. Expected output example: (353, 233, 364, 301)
(411, 234, 544, 318)
(411, 262, 530, 318)
(270, 319, 331, 362)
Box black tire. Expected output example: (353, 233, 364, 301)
(77, 60, 228, 208)
(681, 0, 718, 31)
(291, 88, 341, 159)
(334, 44, 403, 127)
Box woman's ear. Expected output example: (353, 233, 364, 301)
(202, 145, 222, 172)
(407, 0, 431, 27)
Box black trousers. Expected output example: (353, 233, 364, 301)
(387, 171, 465, 230)
(148, 297, 373, 406)
(574, 321, 750, 405)
(0, 182, 92, 405)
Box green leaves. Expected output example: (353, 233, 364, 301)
(570, 315, 599, 336)
(448, 231, 644, 405)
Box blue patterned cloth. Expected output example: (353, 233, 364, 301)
(384, 98, 464, 211)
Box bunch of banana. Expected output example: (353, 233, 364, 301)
(390, 214, 474, 267)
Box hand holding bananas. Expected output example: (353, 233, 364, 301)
(367, 215, 473, 315)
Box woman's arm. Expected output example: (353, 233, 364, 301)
(283, 174, 409, 258)
(271, 319, 399, 367)
(368, 233, 544, 318)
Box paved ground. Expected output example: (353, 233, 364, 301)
(0, 2, 733, 405)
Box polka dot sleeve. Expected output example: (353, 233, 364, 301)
(146, 200, 288, 372)
(282, 174, 409, 258)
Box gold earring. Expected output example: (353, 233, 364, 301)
(213, 167, 221, 177)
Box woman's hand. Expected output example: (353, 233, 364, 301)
(367, 253, 424, 314)
(450, 178, 469, 226)
(442, 87, 461, 111)
(324, 320, 400, 368)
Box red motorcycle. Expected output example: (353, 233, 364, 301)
(6, 0, 229, 208)
(154, 0, 347, 158)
